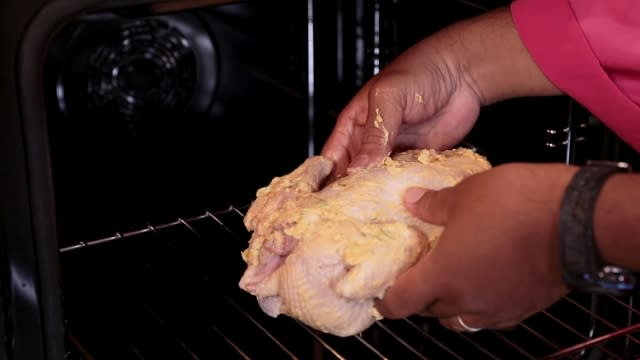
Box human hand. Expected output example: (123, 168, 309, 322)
(376, 163, 577, 331)
(320, 39, 482, 178)
(320, 6, 561, 178)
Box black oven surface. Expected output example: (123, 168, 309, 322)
(2, 0, 640, 359)
(44, 2, 312, 247)
(59, 206, 640, 360)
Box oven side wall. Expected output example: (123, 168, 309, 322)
(3, 1, 306, 359)
(0, 0, 59, 358)
(0, 0, 136, 359)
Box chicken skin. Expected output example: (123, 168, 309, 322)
(239, 148, 492, 337)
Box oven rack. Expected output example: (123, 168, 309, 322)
(58, 205, 640, 359)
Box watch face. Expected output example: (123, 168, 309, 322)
(565, 266, 638, 296)
(598, 266, 638, 293)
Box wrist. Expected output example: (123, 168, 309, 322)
(594, 172, 640, 270)
(450, 6, 561, 105)
(559, 161, 639, 295)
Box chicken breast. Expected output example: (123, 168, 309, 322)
(239, 148, 492, 337)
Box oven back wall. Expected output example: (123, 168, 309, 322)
(44, 1, 311, 247)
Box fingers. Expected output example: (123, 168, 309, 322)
(375, 186, 455, 319)
(440, 315, 484, 333)
(403, 186, 453, 225)
(323, 76, 407, 171)
(350, 85, 405, 169)
(441, 314, 521, 332)
(375, 251, 441, 319)
(320, 104, 362, 177)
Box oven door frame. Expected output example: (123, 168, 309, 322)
(5, 0, 167, 359)
(6, 1, 250, 358)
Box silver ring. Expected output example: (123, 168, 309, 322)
(456, 315, 482, 332)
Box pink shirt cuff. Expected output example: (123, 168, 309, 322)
(511, 0, 640, 152)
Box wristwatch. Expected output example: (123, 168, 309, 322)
(558, 160, 639, 296)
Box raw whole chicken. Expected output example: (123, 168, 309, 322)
(239, 148, 491, 337)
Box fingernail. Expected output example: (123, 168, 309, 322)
(404, 187, 427, 204)
(350, 154, 369, 169)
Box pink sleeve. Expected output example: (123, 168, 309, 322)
(511, 0, 640, 152)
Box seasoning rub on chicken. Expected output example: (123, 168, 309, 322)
(239, 148, 492, 337)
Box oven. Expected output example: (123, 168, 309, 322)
(1, 0, 639, 359)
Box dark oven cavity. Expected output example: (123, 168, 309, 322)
(2, 0, 640, 359)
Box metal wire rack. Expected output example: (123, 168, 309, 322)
(59, 205, 640, 360)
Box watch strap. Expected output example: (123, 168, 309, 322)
(558, 161, 636, 295)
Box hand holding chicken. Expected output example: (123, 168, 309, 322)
(239, 148, 491, 336)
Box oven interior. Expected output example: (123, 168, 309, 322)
(9, 0, 640, 359)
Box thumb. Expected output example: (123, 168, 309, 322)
(403, 187, 451, 225)
(376, 187, 453, 319)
